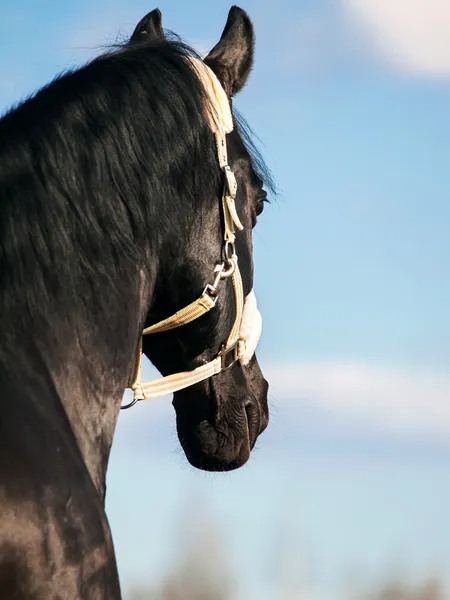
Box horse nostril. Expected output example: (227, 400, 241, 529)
(244, 400, 258, 430)
(245, 397, 269, 441)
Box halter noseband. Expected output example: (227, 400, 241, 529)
(122, 59, 262, 409)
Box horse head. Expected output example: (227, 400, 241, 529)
(129, 7, 271, 472)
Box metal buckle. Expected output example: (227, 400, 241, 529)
(202, 263, 227, 304)
(223, 166, 237, 199)
(218, 342, 239, 370)
(202, 283, 219, 304)
(220, 258, 235, 279)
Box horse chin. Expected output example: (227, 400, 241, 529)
(179, 411, 252, 472)
(172, 365, 269, 472)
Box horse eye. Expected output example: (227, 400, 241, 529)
(255, 190, 267, 216)
(255, 200, 265, 216)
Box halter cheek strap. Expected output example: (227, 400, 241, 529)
(123, 58, 262, 408)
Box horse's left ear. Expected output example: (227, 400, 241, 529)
(204, 6, 254, 97)
(129, 8, 165, 44)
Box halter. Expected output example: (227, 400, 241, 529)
(122, 58, 262, 409)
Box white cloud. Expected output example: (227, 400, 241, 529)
(342, 0, 450, 77)
(276, 0, 450, 79)
(265, 362, 450, 439)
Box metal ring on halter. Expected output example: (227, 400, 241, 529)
(221, 241, 236, 278)
(220, 259, 235, 279)
(121, 396, 139, 410)
(224, 240, 235, 260)
(224, 240, 236, 262)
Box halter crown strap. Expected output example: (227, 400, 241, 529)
(124, 58, 259, 407)
(189, 57, 243, 239)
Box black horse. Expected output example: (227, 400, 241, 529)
(0, 6, 272, 599)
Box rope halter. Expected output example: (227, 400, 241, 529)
(122, 58, 262, 409)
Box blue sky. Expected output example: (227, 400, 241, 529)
(1, 1, 450, 598)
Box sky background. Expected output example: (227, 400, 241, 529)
(1, 1, 450, 598)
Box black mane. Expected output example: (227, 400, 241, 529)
(0, 33, 273, 372)
(0, 38, 222, 363)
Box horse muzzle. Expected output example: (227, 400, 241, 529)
(173, 357, 269, 472)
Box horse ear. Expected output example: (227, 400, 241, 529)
(129, 8, 164, 44)
(204, 6, 254, 97)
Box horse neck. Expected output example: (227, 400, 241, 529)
(1, 268, 154, 498)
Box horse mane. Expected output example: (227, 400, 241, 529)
(0, 34, 273, 373)
(0, 38, 223, 359)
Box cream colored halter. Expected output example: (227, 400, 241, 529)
(122, 58, 262, 409)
